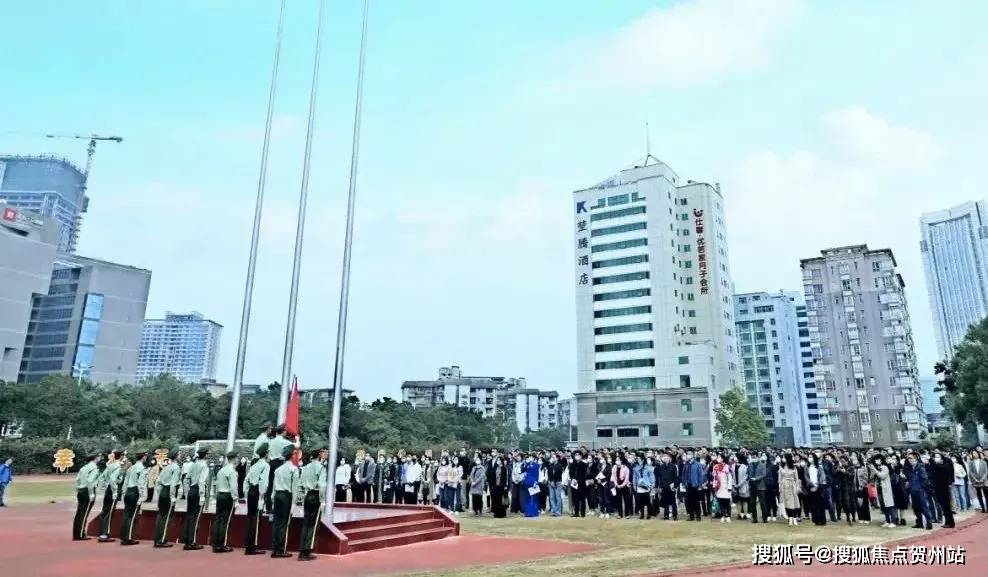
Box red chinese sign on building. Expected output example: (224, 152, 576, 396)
(694, 208, 708, 295)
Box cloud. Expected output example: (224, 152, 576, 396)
(585, 0, 803, 90)
(823, 106, 940, 172)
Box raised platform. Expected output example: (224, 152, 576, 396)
(89, 500, 458, 554)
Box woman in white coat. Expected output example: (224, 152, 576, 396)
(712, 454, 734, 522)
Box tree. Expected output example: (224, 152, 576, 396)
(518, 427, 568, 450)
(714, 388, 770, 448)
(944, 316, 988, 431)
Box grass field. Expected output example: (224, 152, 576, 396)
(3, 476, 968, 576)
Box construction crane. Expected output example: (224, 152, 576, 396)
(43, 133, 123, 187)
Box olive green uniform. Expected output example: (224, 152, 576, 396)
(211, 463, 238, 550)
(72, 461, 100, 540)
(270, 459, 299, 555)
(243, 458, 270, 553)
(154, 460, 181, 545)
(97, 461, 123, 538)
(181, 459, 210, 546)
(119, 461, 147, 542)
(298, 460, 327, 556)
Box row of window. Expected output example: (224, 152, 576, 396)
(597, 423, 694, 438)
(594, 322, 652, 335)
(594, 340, 653, 352)
(591, 238, 647, 254)
(590, 221, 646, 237)
(596, 377, 656, 391)
(592, 254, 648, 269)
(589, 205, 646, 222)
(595, 358, 655, 370)
(593, 271, 649, 285)
(594, 305, 651, 318)
(593, 288, 650, 302)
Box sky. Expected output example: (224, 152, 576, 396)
(3, 0, 987, 401)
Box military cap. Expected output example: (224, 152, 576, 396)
(281, 445, 295, 459)
(255, 443, 269, 458)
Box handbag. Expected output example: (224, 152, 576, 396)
(866, 483, 877, 501)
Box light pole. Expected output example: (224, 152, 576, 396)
(226, 0, 288, 453)
(326, 0, 371, 519)
(72, 363, 91, 387)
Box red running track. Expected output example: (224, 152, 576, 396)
(0, 502, 596, 577)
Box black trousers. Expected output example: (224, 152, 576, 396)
(182, 486, 203, 545)
(335, 485, 348, 503)
(244, 484, 263, 552)
(98, 486, 118, 537)
(154, 486, 174, 544)
(371, 482, 380, 503)
(491, 486, 507, 518)
(685, 486, 700, 519)
(571, 487, 586, 517)
(750, 489, 768, 521)
(382, 485, 395, 504)
(211, 492, 234, 549)
(634, 491, 651, 518)
(471, 494, 483, 515)
(271, 490, 292, 555)
(73, 488, 94, 539)
(266, 458, 284, 511)
(119, 487, 141, 541)
(934, 486, 955, 526)
(299, 490, 321, 554)
(510, 483, 522, 513)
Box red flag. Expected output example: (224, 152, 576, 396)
(285, 376, 301, 438)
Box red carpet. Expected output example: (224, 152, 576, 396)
(0, 503, 596, 577)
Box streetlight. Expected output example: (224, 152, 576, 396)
(72, 362, 92, 387)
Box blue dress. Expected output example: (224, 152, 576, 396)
(523, 461, 540, 517)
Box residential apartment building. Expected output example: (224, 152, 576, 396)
(19, 254, 151, 385)
(573, 159, 740, 448)
(0, 156, 88, 253)
(797, 303, 823, 445)
(0, 206, 59, 382)
(401, 365, 558, 433)
(137, 312, 223, 383)
(733, 291, 811, 446)
(800, 245, 926, 446)
(920, 201, 988, 360)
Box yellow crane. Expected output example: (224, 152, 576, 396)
(43, 133, 123, 188)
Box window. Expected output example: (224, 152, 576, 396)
(83, 294, 104, 320)
(595, 341, 653, 353)
(647, 424, 659, 437)
(679, 375, 691, 388)
(594, 288, 650, 301)
(591, 205, 645, 222)
(596, 377, 656, 391)
(597, 400, 655, 414)
(593, 254, 648, 269)
(77, 319, 100, 346)
(595, 358, 655, 370)
(592, 238, 647, 253)
(593, 271, 649, 285)
(753, 305, 774, 313)
(681, 399, 692, 412)
(595, 323, 652, 335)
(591, 222, 647, 237)
(597, 428, 614, 438)
(678, 355, 689, 364)
(682, 423, 694, 436)
(617, 427, 640, 438)
(595, 305, 651, 318)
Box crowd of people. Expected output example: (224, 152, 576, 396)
(51, 421, 988, 562)
(333, 444, 988, 530)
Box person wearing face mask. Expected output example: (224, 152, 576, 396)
(871, 455, 898, 528)
(521, 454, 541, 518)
(585, 453, 600, 514)
(437, 457, 453, 511)
(597, 455, 614, 519)
(469, 457, 487, 516)
(547, 453, 565, 517)
(712, 454, 733, 522)
(488, 452, 510, 518)
(919, 453, 942, 523)
(779, 454, 801, 526)
(456, 449, 470, 513)
(968, 449, 988, 513)
(682, 452, 704, 522)
(764, 454, 780, 522)
(567, 452, 588, 518)
(904, 453, 934, 530)
(510, 454, 525, 515)
(634, 456, 655, 520)
(734, 454, 750, 520)
(372, 454, 384, 503)
(951, 452, 968, 512)
(334, 457, 351, 504)
(655, 453, 678, 520)
(405, 456, 424, 505)
(928, 452, 956, 528)
(353, 452, 376, 504)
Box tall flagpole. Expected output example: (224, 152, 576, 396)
(278, 0, 327, 423)
(326, 0, 370, 518)
(226, 0, 288, 452)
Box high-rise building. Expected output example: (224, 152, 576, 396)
(919, 201, 988, 360)
(400, 365, 558, 433)
(137, 312, 223, 384)
(0, 206, 59, 382)
(800, 245, 926, 446)
(19, 254, 151, 385)
(796, 303, 823, 445)
(573, 159, 740, 448)
(733, 291, 811, 446)
(0, 156, 88, 253)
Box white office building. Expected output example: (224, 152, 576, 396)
(137, 312, 222, 384)
(733, 291, 811, 446)
(401, 365, 558, 433)
(920, 201, 988, 360)
(573, 158, 741, 447)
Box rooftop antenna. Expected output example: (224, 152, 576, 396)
(642, 121, 660, 166)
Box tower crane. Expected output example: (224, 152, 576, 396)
(43, 133, 123, 189)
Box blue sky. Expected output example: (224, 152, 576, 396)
(3, 0, 987, 400)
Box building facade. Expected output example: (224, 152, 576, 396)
(19, 254, 151, 385)
(401, 366, 558, 433)
(796, 303, 823, 445)
(733, 291, 811, 446)
(0, 156, 88, 253)
(137, 312, 222, 383)
(0, 206, 59, 382)
(573, 160, 740, 448)
(920, 201, 988, 360)
(800, 245, 926, 446)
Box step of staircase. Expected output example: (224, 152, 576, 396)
(346, 527, 455, 553)
(335, 510, 436, 531)
(342, 518, 447, 541)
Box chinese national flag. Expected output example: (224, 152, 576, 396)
(286, 376, 302, 466)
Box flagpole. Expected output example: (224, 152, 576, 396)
(326, 0, 370, 518)
(278, 0, 327, 424)
(226, 0, 288, 453)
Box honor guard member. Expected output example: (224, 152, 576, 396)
(96, 450, 125, 542)
(119, 451, 149, 545)
(253, 423, 273, 463)
(243, 442, 270, 555)
(298, 448, 329, 561)
(153, 448, 182, 548)
(265, 425, 288, 511)
(72, 453, 102, 540)
(181, 448, 211, 550)
(270, 444, 299, 558)
(210, 451, 239, 553)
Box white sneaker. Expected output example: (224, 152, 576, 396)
(726, 516, 731, 523)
